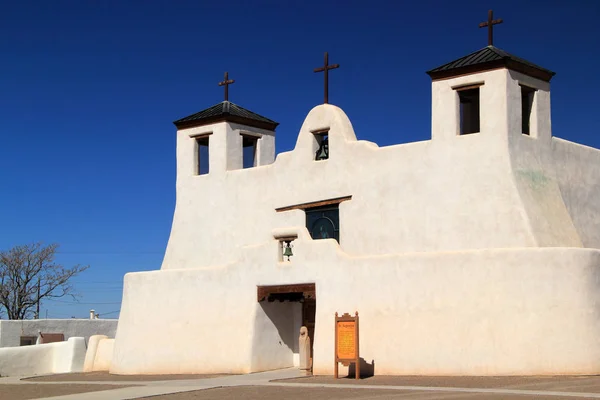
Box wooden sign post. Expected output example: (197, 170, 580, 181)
(334, 311, 359, 379)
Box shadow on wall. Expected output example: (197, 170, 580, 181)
(260, 300, 298, 354)
(348, 358, 375, 378)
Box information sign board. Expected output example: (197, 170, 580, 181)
(334, 312, 359, 379)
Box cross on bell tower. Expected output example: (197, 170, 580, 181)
(313, 52, 340, 104)
(218, 72, 235, 101)
(478, 10, 503, 46)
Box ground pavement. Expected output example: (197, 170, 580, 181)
(5, 369, 600, 399)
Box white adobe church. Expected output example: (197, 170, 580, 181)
(110, 15, 600, 376)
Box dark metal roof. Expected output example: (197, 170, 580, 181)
(173, 101, 279, 131)
(427, 46, 555, 82)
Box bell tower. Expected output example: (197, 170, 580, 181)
(426, 10, 555, 143)
(173, 72, 279, 180)
(425, 11, 582, 248)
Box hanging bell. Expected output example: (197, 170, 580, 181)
(283, 241, 294, 261)
(315, 138, 329, 160)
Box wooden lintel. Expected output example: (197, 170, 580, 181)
(257, 283, 316, 302)
(188, 132, 213, 138)
(311, 127, 330, 135)
(276, 195, 352, 213)
(240, 131, 262, 139)
(276, 236, 297, 242)
(519, 83, 538, 92)
(452, 82, 485, 91)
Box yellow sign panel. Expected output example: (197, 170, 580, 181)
(336, 321, 356, 359)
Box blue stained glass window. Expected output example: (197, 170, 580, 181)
(305, 204, 339, 243)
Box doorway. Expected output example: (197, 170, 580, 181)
(255, 283, 316, 369)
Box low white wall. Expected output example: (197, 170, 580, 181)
(92, 339, 115, 372)
(0, 337, 86, 377)
(112, 243, 600, 376)
(83, 335, 107, 372)
(0, 319, 118, 348)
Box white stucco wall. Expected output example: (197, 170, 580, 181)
(504, 70, 582, 247)
(251, 301, 301, 372)
(113, 243, 600, 376)
(161, 70, 599, 271)
(166, 105, 529, 270)
(553, 138, 600, 248)
(92, 338, 114, 372)
(83, 334, 108, 372)
(0, 319, 118, 348)
(113, 66, 600, 376)
(0, 337, 86, 377)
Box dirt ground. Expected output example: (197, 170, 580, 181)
(24, 371, 226, 382)
(280, 374, 600, 391)
(7, 374, 600, 400)
(0, 383, 132, 400)
(145, 385, 600, 400)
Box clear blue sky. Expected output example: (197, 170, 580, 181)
(1, 1, 598, 319)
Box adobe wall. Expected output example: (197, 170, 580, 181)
(163, 101, 546, 270)
(112, 73, 600, 376)
(552, 138, 600, 248)
(0, 337, 86, 377)
(112, 243, 600, 375)
(0, 319, 118, 348)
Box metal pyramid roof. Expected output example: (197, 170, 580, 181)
(174, 101, 278, 130)
(427, 46, 555, 82)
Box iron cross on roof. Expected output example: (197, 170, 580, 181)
(479, 10, 503, 46)
(218, 71, 235, 101)
(314, 52, 339, 104)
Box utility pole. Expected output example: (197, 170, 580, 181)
(35, 279, 40, 319)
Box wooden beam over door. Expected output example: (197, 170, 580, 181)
(257, 283, 316, 302)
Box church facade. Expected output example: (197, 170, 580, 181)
(110, 37, 600, 375)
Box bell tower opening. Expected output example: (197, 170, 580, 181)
(313, 130, 329, 161)
(458, 87, 481, 135)
(242, 134, 258, 168)
(521, 85, 536, 135)
(195, 136, 210, 175)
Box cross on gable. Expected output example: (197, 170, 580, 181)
(478, 9, 503, 46)
(218, 71, 235, 102)
(313, 52, 339, 104)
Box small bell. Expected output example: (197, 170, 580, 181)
(315, 138, 329, 160)
(283, 241, 294, 261)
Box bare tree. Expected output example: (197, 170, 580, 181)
(0, 243, 89, 320)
